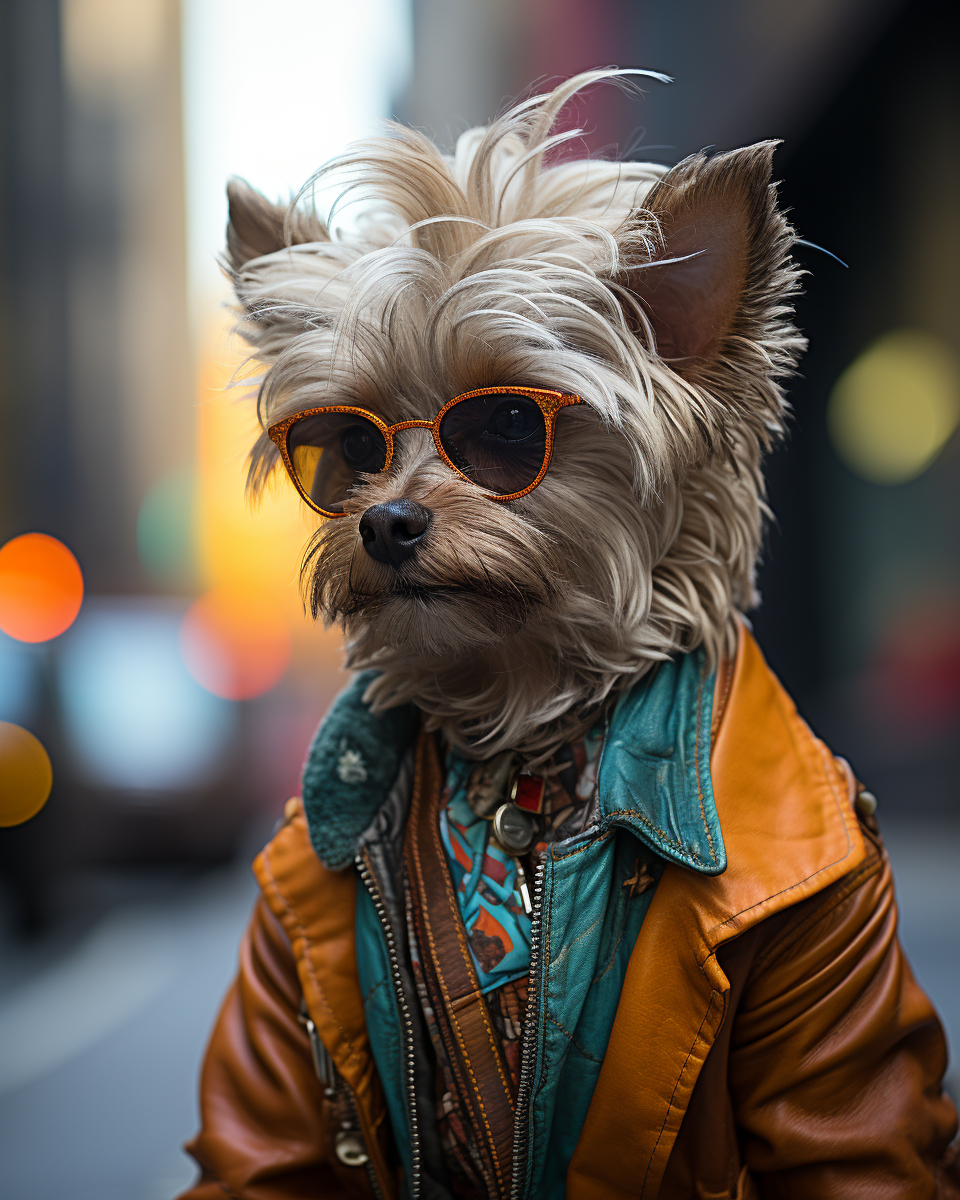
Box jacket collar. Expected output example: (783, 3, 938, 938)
(598, 649, 725, 875)
(687, 623, 864, 945)
(301, 653, 726, 876)
(300, 671, 419, 870)
(567, 626, 866, 1200)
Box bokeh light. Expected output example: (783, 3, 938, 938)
(191, 321, 345, 689)
(0, 533, 84, 643)
(59, 602, 236, 791)
(865, 594, 960, 731)
(827, 329, 960, 484)
(0, 633, 40, 727)
(180, 586, 292, 700)
(194, 320, 320, 600)
(137, 468, 196, 587)
(0, 721, 53, 827)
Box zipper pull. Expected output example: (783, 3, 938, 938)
(298, 1001, 337, 1096)
(513, 856, 534, 916)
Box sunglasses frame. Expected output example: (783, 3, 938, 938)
(267, 386, 584, 518)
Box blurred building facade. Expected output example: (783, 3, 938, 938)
(1, 0, 192, 589)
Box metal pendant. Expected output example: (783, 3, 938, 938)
(335, 1130, 370, 1167)
(492, 801, 539, 854)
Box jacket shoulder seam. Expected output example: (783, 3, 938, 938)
(706, 731, 861, 943)
(750, 846, 885, 976)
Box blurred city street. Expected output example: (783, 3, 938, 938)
(0, 817, 957, 1200)
(0, 854, 259, 1200)
(1, 0, 957, 1196)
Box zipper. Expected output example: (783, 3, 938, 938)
(299, 1002, 386, 1200)
(509, 853, 547, 1200)
(509, 718, 609, 1199)
(356, 849, 422, 1199)
(341, 1086, 386, 1199)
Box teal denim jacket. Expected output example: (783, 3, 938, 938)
(299, 650, 725, 1199)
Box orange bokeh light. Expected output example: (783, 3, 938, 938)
(0, 722, 53, 827)
(180, 586, 292, 701)
(0, 533, 84, 643)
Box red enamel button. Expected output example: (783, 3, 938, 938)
(512, 773, 545, 813)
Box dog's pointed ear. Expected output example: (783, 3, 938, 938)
(619, 142, 797, 383)
(226, 177, 329, 270)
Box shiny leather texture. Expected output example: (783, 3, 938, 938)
(183, 800, 393, 1200)
(179, 630, 959, 1198)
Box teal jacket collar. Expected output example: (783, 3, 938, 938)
(301, 649, 725, 877)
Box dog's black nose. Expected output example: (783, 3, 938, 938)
(359, 499, 432, 566)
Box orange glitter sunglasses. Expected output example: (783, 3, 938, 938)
(267, 386, 583, 518)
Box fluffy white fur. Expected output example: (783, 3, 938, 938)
(225, 70, 805, 760)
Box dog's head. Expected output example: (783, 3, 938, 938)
(226, 71, 804, 757)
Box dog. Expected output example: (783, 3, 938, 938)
(180, 70, 958, 1199)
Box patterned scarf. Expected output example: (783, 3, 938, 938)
(438, 729, 605, 992)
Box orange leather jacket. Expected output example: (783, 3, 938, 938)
(179, 631, 960, 1198)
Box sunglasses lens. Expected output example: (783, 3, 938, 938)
(286, 411, 388, 513)
(438, 393, 547, 495)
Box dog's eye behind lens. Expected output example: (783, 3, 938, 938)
(491, 399, 540, 441)
(287, 411, 387, 513)
(341, 425, 385, 471)
(439, 393, 547, 495)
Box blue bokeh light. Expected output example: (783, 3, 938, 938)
(58, 601, 237, 791)
(0, 631, 40, 726)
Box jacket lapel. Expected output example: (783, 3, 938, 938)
(254, 804, 395, 1197)
(567, 628, 865, 1199)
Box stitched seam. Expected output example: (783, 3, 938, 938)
(362, 976, 387, 1005)
(258, 843, 366, 1077)
(410, 742, 509, 1192)
(406, 879, 485, 1180)
(711, 650, 735, 742)
(545, 1012, 602, 1063)
(550, 914, 603, 966)
(609, 807, 714, 868)
(639, 988, 721, 1197)
(704, 722, 858, 943)
(549, 829, 610, 861)
(592, 915, 629, 984)
(751, 852, 883, 974)
(694, 664, 718, 863)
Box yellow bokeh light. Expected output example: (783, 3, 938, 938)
(0, 722, 53, 827)
(827, 329, 960, 484)
(194, 316, 345, 683)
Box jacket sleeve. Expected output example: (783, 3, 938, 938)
(177, 895, 375, 1200)
(729, 826, 960, 1198)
